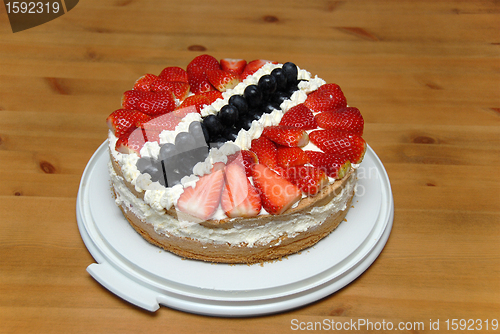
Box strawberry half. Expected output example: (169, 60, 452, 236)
(309, 130, 366, 164)
(304, 150, 351, 179)
(176, 169, 225, 221)
(277, 146, 310, 168)
(186, 54, 221, 74)
(279, 104, 317, 130)
(304, 83, 347, 113)
(285, 165, 329, 196)
(250, 136, 278, 169)
(198, 90, 223, 104)
(241, 59, 278, 79)
(106, 109, 151, 138)
(187, 66, 216, 94)
(227, 149, 258, 177)
(122, 90, 154, 110)
(158, 66, 189, 83)
(172, 105, 198, 119)
(139, 112, 180, 132)
(137, 91, 176, 116)
(176, 94, 211, 113)
(252, 164, 302, 215)
(315, 107, 364, 135)
(207, 69, 241, 92)
(262, 125, 309, 147)
(150, 78, 190, 101)
(221, 163, 261, 218)
(220, 58, 247, 76)
(133, 74, 157, 91)
(115, 127, 160, 156)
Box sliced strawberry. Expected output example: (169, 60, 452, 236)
(172, 105, 198, 119)
(137, 91, 176, 116)
(122, 90, 155, 110)
(158, 66, 189, 83)
(251, 164, 302, 215)
(150, 78, 190, 100)
(250, 136, 278, 169)
(315, 107, 364, 136)
(305, 150, 352, 179)
(133, 74, 157, 91)
(221, 163, 261, 218)
(309, 130, 366, 164)
(241, 59, 278, 79)
(176, 94, 211, 113)
(279, 104, 317, 130)
(207, 69, 241, 92)
(211, 161, 226, 173)
(176, 169, 225, 221)
(304, 83, 347, 113)
(139, 112, 180, 132)
(276, 146, 310, 168)
(186, 54, 221, 74)
(220, 58, 247, 75)
(106, 109, 151, 138)
(262, 125, 309, 147)
(198, 90, 223, 104)
(187, 66, 215, 94)
(227, 149, 258, 177)
(285, 165, 329, 196)
(115, 127, 160, 156)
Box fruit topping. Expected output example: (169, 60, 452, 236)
(207, 69, 241, 92)
(116, 127, 159, 156)
(304, 150, 351, 179)
(262, 125, 309, 147)
(221, 163, 262, 218)
(133, 74, 157, 91)
(304, 83, 347, 113)
(203, 114, 224, 139)
(257, 74, 277, 99)
(279, 104, 317, 130)
(199, 90, 223, 104)
(250, 136, 278, 169)
(186, 54, 221, 74)
(315, 107, 364, 135)
(187, 66, 215, 94)
(219, 104, 239, 127)
(270, 68, 288, 91)
(309, 130, 366, 164)
(136, 91, 176, 116)
(106, 109, 152, 138)
(228, 95, 249, 116)
(244, 84, 263, 108)
(251, 164, 302, 215)
(140, 112, 180, 132)
(285, 165, 328, 196)
(177, 94, 210, 113)
(158, 66, 189, 83)
(282, 62, 299, 87)
(220, 58, 247, 75)
(241, 59, 278, 79)
(227, 149, 258, 177)
(150, 79, 190, 100)
(176, 168, 225, 221)
(276, 146, 310, 168)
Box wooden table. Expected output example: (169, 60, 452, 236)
(1, 0, 499, 333)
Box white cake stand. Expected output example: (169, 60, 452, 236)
(76, 141, 394, 316)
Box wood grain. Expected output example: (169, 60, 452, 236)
(0, 0, 499, 333)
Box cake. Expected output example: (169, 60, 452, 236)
(106, 55, 366, 264)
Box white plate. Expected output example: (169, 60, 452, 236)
(77, 141, 393, 316)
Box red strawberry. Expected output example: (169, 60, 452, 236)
(187, 66, 215, 94)
(186, 54, 221, 73)
(137, 91, 176, 116)
(250, 136, 278, 169)
(115, 127, 160, 156)
(176, 169, 225, 221)
(176, 94, 210, 113)
(262, 125, 309, 147)
(277, 147, 310, 168)
(285, 165, 329, 196)
(304, 83, 347, 113)
(172, 105, 198, 119)
(315, 107, 364, 135)
(122, 90, 155, 110)
(198, 90, 223, 104)
(150, 78, 190, 100)
(241, 59, 278, 79)
(221, 163, 261, 218)
(139, 112, 180, 132)
(158, 66, 188, 83)
(106, 109, 151, 138)
(133, 74, 157, 91)
(279, 104, 317, 130)
(207, 69, 241, 92)
(251, 164, 302, 215)
(227, 149, 258, 177)
(309, 130, 366, 164)
(220, 58, 247, 75)
(305, 150, 352, 179)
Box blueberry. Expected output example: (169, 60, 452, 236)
(282, 62, 299, 87)
(258, 75, 277, 97)
(136, 157, 154, 173)
(272, 90, 289, 106)
(142, 164, 161, 180)
(165, 171, 182, 186)
(248, 108, 264, 121)
(191, 146, 209, 162)
(222, 126, 239, 141)
(188, 121, 208, 145)
(203, 114, 224, 138)
(271, 68, 288, 91)
(209, 137, 228, 149)
(175, 132, 197, 152)
(219, 105, 239, 127)
(261, 102, 277, 114)
(244, 85, 263, 108)
(236, 115, 255, 131)
(159, 143, 178, 162)
(228, 95, 248, 115)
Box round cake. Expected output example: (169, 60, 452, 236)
(106, 55, 366, 264)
